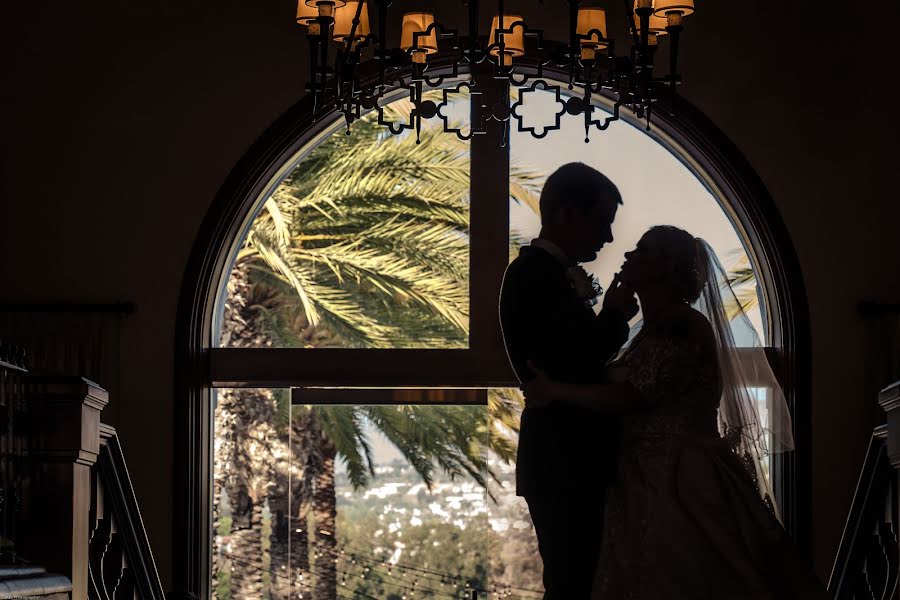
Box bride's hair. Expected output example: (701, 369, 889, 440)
(647, 225, 708, 303)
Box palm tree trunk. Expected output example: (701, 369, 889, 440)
(312, 438, 338, 600)
(293, 496, 312, 598)
(232, 498, 265, 599)
(218, 261, 284, 597)
(292, 412, 315, 599)
(268, 456, 310, 600)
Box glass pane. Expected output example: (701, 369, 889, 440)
(486, 388, 544, 599)
(213, 388, 545, 600)
(212, 387, 294, 600)
(509, 86, 766, 344)
(219, 90, 471, 349)
(321, 403, 488, 599)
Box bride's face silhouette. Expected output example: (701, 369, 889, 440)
(620, 231, 670, 291)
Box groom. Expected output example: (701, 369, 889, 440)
(499, 163, 638, 599)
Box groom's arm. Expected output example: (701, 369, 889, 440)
(500, 260, 570, 382)
(590, 308, 630, 366)
(501, 259, 617, 383)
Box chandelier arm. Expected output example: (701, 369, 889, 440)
(622, 0, 641, 48)
(469, 0, 479, 84)
(497, 0, 506, 66)
(667, 25, 682, 102)
(319, 33, 331, 112)
(375, 0, 389, 92)
(343, 0, 366, 54)
(582, 85, 591, 142)
(308, 36, 321, 116)
(567, 0, 578, 75)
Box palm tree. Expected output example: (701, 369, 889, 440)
(216, 95, 539, 600)
(214, 265, 284, 599)
(724, 252, 761, 320)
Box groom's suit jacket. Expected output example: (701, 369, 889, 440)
(500, 243, 629, 498)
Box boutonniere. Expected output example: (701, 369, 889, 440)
(566, 266, 603, 307)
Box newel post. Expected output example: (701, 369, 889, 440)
(880, 381, 900, 467)
(20, 376, 108, 600)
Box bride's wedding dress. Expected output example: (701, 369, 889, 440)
(592, 310, 829, 599)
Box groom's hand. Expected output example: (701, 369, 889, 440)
(522, 361, 557, 409)
(603, 273, 639, 321)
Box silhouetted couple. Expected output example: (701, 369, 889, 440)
(499, 163, 829, 599)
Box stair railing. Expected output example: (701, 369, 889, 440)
(829, 380, 900, 599)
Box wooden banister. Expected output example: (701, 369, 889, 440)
(829, 380, 900, 599)
(3, 335, 165, 599)
(19, 376, 108, 600)
(89, 424, 165, 600)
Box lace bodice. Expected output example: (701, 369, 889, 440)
(611, 315, 721, 442)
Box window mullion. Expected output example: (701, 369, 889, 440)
(468, 67, 511, 371)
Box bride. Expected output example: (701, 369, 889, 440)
(524, 225, 830, 599)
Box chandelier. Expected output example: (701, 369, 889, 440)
(296, 0, 695, 144)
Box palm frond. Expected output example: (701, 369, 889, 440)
(313, 406, 375, 490)
(487, 388, 523, 464)
(724, 253, 761, 319)
(362, 406, 436, 488)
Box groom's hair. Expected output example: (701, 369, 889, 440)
(539, 162, 622, 223)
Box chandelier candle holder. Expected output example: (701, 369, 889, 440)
(296, 0, 695, 144)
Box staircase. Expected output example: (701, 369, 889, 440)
(1, 343, 163, 600)
(829, 381, 900, 600)
(0, 566, 71, 600)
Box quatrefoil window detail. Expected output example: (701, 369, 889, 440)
(511, 81, 567, 139)
(438, 82, 481, 140)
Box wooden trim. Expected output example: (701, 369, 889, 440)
(209, 346, 777, 389)
(878, 381, 900, 471)
(468, 62, 512, 358)
(97, 424, 167, 600)
(211, 348, 516, 388)
(0, 302, 135, 316)
(827, 425, 891, 595)
(174, 50, 813, 597)
(291, 388, 488, 406)
(19, 376, 109, 600)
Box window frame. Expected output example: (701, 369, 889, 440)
(175, 55, 811, 599)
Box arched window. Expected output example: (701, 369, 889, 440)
(177, 69, 809, 600)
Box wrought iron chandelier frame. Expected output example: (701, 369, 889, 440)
(300, 0, 693, 144)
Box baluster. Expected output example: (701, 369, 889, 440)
(88, 461, 102, 600)
(0, 343, 27, 563)
(102, 524, 127, 600)
(91, 517, 113, 600)
(114, 566, 136, 600)
(864, 528, 889, 599)
(876, 523, 899, 600)
(1, 366, 8, 556)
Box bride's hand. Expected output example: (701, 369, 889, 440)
(523, 361, 559, 408)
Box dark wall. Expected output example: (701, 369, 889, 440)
(2, 0, 897, 588)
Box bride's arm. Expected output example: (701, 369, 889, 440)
(522, 363, 647, 413)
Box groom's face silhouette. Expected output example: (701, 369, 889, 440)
(539, 163, 622, 263)
(558, 195, 618, 263)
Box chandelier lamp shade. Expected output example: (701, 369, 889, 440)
(296, 0, 695, 143)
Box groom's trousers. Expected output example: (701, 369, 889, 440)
(525, 488, 606, 600)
